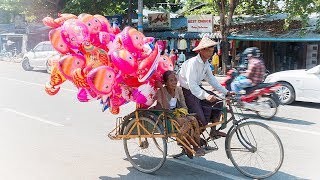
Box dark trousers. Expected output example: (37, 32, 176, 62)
(182, 87, 222, 126)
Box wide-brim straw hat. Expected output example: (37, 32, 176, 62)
(193, 36, 218, 51)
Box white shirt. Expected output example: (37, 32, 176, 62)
(169, 98, 177, 110)
(178, 39, 187, 50)
(178, 54, 228, 100)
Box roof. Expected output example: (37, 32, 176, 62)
(140, 9, 179, 18)
(0, 24, 15, 33)
(144, 31, 221, 39)
(229, 29, 320, 42)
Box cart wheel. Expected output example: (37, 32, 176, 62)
(123, 117, 167, 173)
(225, 121, 284, 179)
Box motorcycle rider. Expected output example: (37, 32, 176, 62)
(231, 47, 266, 98)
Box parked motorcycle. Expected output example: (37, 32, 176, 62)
(221, 68, 281, 119)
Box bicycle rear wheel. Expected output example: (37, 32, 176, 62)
(225, 121, 284, 179)
(123, 117, 167, 173)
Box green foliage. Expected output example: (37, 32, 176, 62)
(62, 0, 127, 16)
(62, 0, 179, 16)
(283, 0, 320, 30)
(183, 0, 320, 30)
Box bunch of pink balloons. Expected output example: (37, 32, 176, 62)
(43, 13, 174, 114)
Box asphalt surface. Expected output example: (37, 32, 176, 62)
(0, 60, 319, 180)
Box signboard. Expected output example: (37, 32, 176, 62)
(148, 13, 171, 29)
(14, 14, 27, 33)
(187, 15, 213, 33)
(106, 15, 122, 27)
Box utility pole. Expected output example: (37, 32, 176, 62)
(137, 0, 143, 32)
(127, 0, 132, 26)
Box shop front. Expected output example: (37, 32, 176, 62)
(228, 35, 320, 73)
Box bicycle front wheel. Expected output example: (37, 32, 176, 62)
(226, 121, 284, 179)
(123, 117, 167, 173)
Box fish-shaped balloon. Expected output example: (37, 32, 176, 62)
(49, 28, 74, 54)
(93, 14, 112, 33)
(137, 42, 161, 82)
(43, 13, 77, 28)
(61, 19, 89, 50)
(45, 65, 66, 96)
(110, 49, 138, 75)
(57, 54, 86, 81)
(121, 27, 153, 59)
(86, 66, 116, 96)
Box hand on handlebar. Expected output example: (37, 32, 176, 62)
(206, 94, 217, 102)
(227, 91, 236, 97)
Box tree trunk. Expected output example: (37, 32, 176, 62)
(220, 31, 229, 75)
(216, 0, 228, 75)
(215, 0, 238, 75)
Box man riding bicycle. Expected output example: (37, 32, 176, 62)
(178, 36, 232, 138)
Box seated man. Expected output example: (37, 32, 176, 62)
(178, 36, 232, 138)
(154, 70, 205, 158)
(231, 47, 266, 97)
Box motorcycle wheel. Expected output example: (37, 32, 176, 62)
(255, 96, 278, 119)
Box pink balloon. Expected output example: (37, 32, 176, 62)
(132, 82, 156, 106)
(153, 54, 174, 81)
(94, 14, 112, 33)
(121, 26, 154, 59)
(110, 49, 138, 75)
(157, 40, 164, 52)
(86, 66, 117, 96)
(77, 87, 99, 102)
(61, 19, 89, 49)
(58, 54, 86, 81)
(49, 28, 73, 54)
(137, 42, 161, 82)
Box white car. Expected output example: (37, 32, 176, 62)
(264, 65, 320, 104)
(21, 41, 59, 73)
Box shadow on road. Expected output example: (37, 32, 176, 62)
(99, 157, 302, 180)
(31, 69, 48, 74)
(287, 101, 320, 109)
(240, 113, 315, 126)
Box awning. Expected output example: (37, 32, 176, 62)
(144, 31, 221, 39)
(228, 35, 320, 42)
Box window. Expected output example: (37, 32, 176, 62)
(33, 44, 44, 51)
(43, 44, 53, 51)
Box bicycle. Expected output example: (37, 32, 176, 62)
(108, 95, 284, 179)
(0, 49, 22, 63)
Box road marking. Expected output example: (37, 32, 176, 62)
(168, 158, 248, 180)
(2, 108, 64, 127)
(270, 124, 320, 136)
(0, 76, 77, 93)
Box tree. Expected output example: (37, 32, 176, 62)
(0, 0, 62, 22)
(184, 0, 320, 74)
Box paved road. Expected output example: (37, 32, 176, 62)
(0, 61, 319, 180)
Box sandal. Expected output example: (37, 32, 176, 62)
(182, 148, 193, 159)
(194, 147, 205, 157)
(210, 130, 227, 138)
